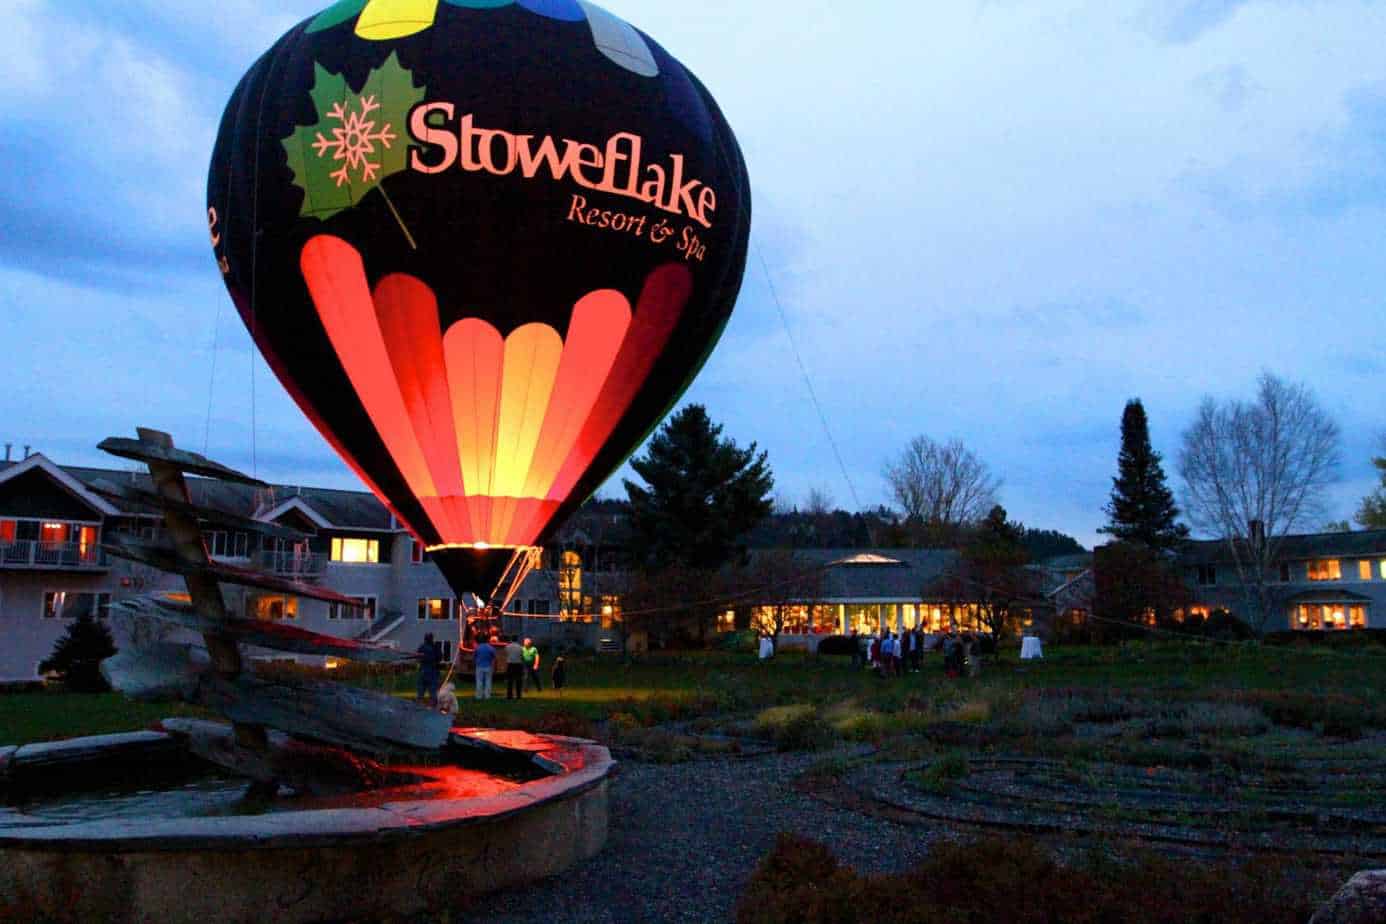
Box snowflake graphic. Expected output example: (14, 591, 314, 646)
(310, 95, 397, 187)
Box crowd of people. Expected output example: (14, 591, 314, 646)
(848, 627, 983, 679)
(414, 632, 567, 713)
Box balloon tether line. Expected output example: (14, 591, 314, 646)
(379, 185, 417, 250)
(756, 244, 862, 511)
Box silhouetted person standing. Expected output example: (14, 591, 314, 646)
(504, 637, 525, 699)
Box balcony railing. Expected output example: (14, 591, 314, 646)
(0, 540, 107, 570)
(257, 550, 327, 579)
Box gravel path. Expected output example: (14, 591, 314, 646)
(478, 751, 944, 923)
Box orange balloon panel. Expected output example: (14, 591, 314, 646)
(300, 234, 676, 548)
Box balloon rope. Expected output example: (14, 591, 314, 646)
(756, 244, 862, 511)
(202, 296, 223, 455)
(379, 185, 417, 251)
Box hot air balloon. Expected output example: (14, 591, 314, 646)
(208, 1, 750, 617)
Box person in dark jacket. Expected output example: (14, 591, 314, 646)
(551, 656, 567, 693)
(504, 637, 525, 700)
(416, 633, 441, 706)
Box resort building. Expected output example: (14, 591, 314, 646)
(1177, 530, 1386, 632)
(734, 548, 1065, 651)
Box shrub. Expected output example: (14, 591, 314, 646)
(736, 833, 1335, 924)
(774, 709, 837, 752)
(1236, 691, 1372, 738)
(40, 613, 117, 693)
(814, 635, 858, 657)
(914, 752, 968, 793)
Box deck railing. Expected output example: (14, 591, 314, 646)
(0, 540, 107, 570)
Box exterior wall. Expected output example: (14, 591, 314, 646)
(1183, 553, 1386, 632)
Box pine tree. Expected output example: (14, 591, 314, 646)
(1356, 449, 1386, 529)
(1100, 399, 1189, 552)
(38, 612, 117, 693)
(624, 404, 774, 572)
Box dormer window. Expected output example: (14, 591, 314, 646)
(1196, 565, 1217, 586)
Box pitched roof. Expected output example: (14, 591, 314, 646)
(1180, 529, 1386, 565)
(60, 464, 395, 531)
(0, 454, 120, 517)
(745, 548, 959, 599)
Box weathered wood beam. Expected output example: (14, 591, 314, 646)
(159, 719, 427, 794)
(114, 597, 414, 664)
(89, 479, 308, 541)
(98, 436, 268, 487)
(202, 673, 452, 754)
(100, 641, 210, 702)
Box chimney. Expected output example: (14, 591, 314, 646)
(23, 445, 31, 460)
(3, 443, 9, 462)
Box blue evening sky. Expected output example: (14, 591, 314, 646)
(2, 0, 1383, 547)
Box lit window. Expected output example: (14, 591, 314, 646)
(600, 595, 622, 629)
(253, 596, 298, 621)
(411, 540, 425, 564)
(418, 598, 452, 620)
(331, 537, 379, 564)
(559, 550, 582, 615)
(1360, 560, 1374, 582)
(716, 609, 736, 632)
(1349, 605, 1367, 629)
(77, 526, 98, 560)
(1307, 559, 1342, 582)
(42, 591, 65, 619)
(40, 522, 70, 546)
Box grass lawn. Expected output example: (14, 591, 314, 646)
(5, 639, 1384, 745)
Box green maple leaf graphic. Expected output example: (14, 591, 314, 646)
(283, 51, 425, 219)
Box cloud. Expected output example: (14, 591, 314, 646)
(1144, 0, 1253, 45)
(1193, 64, 1259, 113)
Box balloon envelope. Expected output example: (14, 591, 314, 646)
(208, 0, 751, 597)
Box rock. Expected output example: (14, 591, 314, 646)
(1310, 870, 1386, 924)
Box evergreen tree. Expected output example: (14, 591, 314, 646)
(38, 612, 117, 693)
(1101, 399, 1189, 552)
(623, 404, 775, 572)
(1356, 447, 1386, 529)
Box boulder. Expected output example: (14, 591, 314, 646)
(1310, 870, 1386, 924)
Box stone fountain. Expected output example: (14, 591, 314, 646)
(0, 430, 613, 923)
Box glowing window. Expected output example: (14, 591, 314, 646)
(331, 537, 379, 564)
(1349, 605, 1367, 629)
(716, 609, 736, 632)
(1359, 560, 1374, 581)
(253, 596, 298, 621)
(40, 522, 70, 546)
(418, 598, 452, 620)
(1307, 559, 1341, 581)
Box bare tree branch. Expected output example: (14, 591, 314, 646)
(883, 436, 1000, 543)
(1177, 372, 1340, 633)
